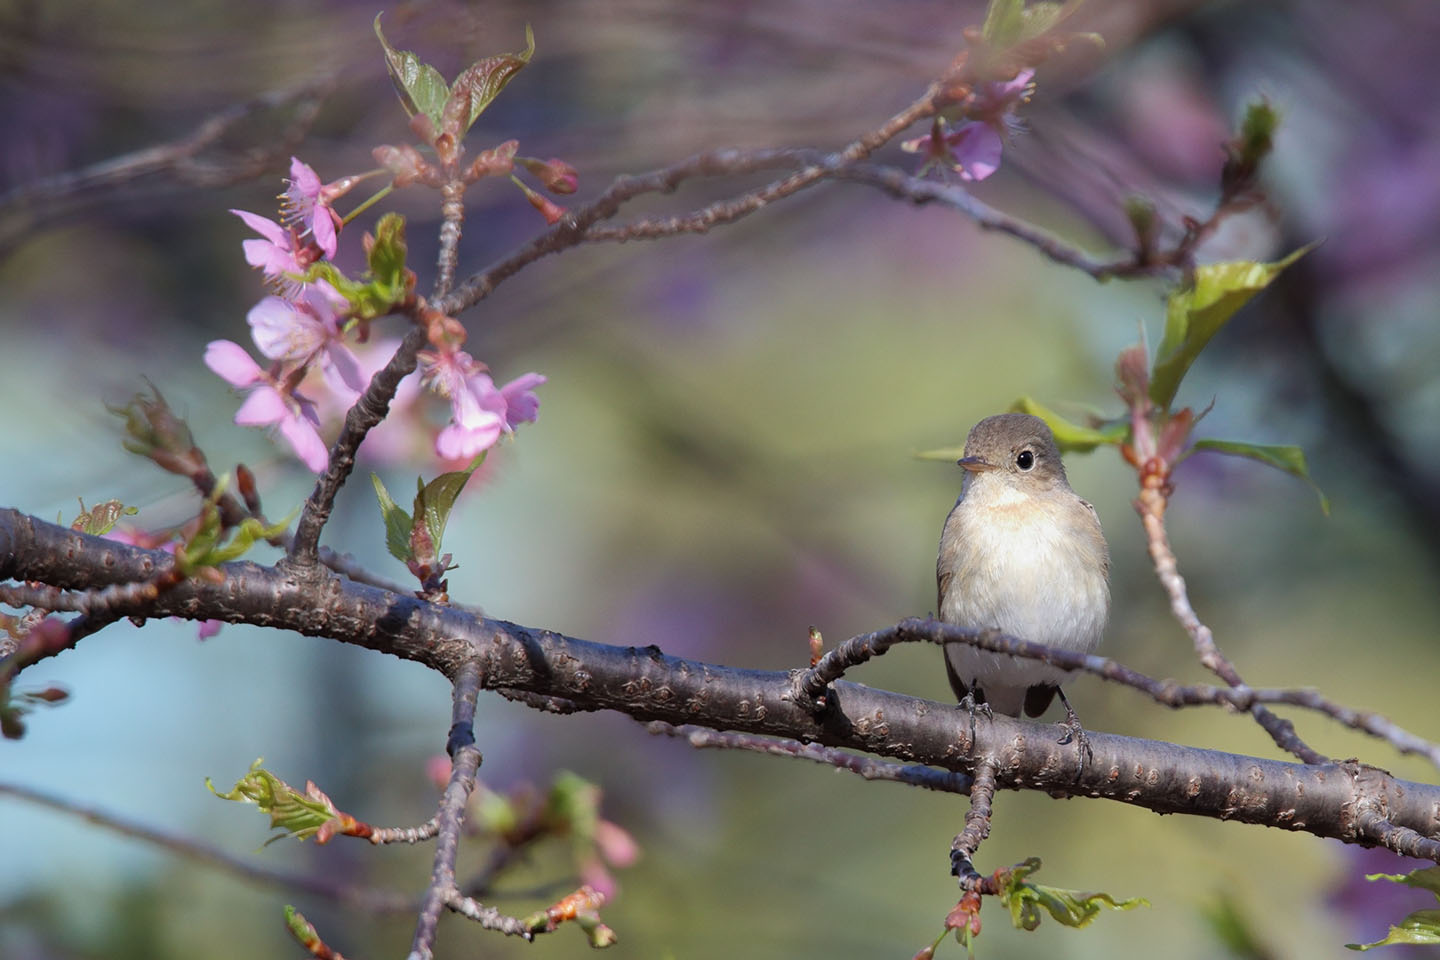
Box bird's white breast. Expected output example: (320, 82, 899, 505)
(939, 478, 1109, 709)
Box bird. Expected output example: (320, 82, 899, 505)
(936, 413, 1109, 734)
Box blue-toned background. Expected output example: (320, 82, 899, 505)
(4, 1, 1439, 957)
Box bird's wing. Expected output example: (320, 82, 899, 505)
(1079, 497, 1109, 578)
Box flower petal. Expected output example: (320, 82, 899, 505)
(500, 372, 545, 426)
(279, 411, 330, 472)
(436, 420, 502, 461)
(247, 296, 312, 360)
(949, 122, 1003, 181)
(231, 209, 288, 245)
(323, 342, 368, 396)
(204, 340, 264, 387)
(233, 385, 287, 426)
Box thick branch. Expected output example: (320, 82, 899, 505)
(4, 508, 1439, 859)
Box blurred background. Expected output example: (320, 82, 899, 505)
(3, 0, 1440, 957)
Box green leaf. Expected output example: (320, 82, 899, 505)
(1010, 397, 1128, 453)
(981, 0, 1024, 45)
(1364, 867, 1440, 896)
(307, 219, 411, 322)
(71, 499, 138, 536)
(207, 759, 340, 845)
(367, 212, 409, 297)
(445, 23, 535, 134)
(1237, 99, 1279, 166)
(413, 452, 486, 558)
(1150, 245, 1315, 409)
(1347, 909, 1440, 951)
(1192, 438, 1329, 515)
(1019, 2, 1066, 39)
(998, 858, 1148, 932)
(283, 905, 320, 949)
(201, 513, 293, 567)
(371, 472, 413, 563)
(374, 14, 451, 125)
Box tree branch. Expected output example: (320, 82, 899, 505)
(4, 508, 1438, 862)
(288, 324, 428, 567)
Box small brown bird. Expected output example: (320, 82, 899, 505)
(936, 413, 1109, 725)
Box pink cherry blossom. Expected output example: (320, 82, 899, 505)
(232, 209, 305, 281)
(281, 157, 342, 260)
(245, 280, 364, 397)
(945, 122, 1004, 181)
(421, 350, 545, 461)
(204, 340, 329, 472)
(902, 69, 1034, 182)
(903, 121, 1003, 181)
(499, 372, 546, 427)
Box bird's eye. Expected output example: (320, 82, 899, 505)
(1016, 449, 1035, 470)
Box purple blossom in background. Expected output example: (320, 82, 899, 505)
(971, 69, 1035, 122)
(246, 279, 365, 397)
(281, 156, 340, 260)
(902, 68, 1034, 181)
(204, 339, 329, 472)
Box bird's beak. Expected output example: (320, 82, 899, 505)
(957, 456, 997, 472)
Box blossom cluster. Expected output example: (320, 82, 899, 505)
(207, 157, 544, 472)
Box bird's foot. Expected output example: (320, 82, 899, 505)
(959, 691, 992, 750)
(1055, 689, 1093, 769)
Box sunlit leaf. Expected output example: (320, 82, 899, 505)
(998, 858, 1148, 932)
(1364, 867, 1440, 895)
(283, 905, 321, 950)
(1346, 869, 1440, 950)
(374, 14, 451, 124)
(367, 212, 409, 297)
(981, 0, 1024, 45)
(1347, 910, 1440, 951)
(1019, 2, 1066, 39)
(1010, 396, 1127, 453)
(445, 23, 535, 133)
(71, 499, 137, 536)
(371, 472, 413, 563)
(1149, 244, 1315, 409)
(207, 759, 347, 845)
(414, 452, 486, 558)
(1191, 438, 1329, 515)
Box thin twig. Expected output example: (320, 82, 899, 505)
(0, 82, 330, 224)
(0, 781, 410, 912)
(647, 721, 974, 794)
(834, 163, 1155, 279)
(289, 324, 428, 566)
(370, 817, 440, 845)
(951, 760, 998, 888)
(1135, 489, 1328, 765)
(796, 617, 1440, 771)
(434, 179, 466, 299)
(408, 659, 530, 960)
(434, 74, 944, 319)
